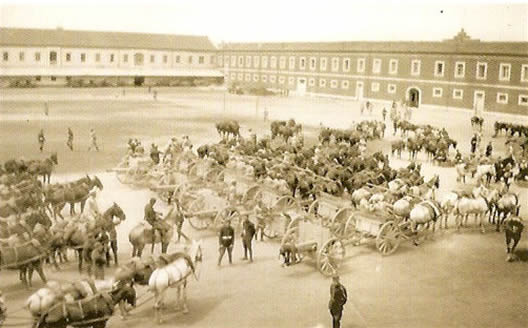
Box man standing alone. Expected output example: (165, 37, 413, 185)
(38, 129, 46, 152)
(88, 128, 99, 152)
(218, 220, 234, 266)
(67, 127, 74, 151)
(329, 275, 348, 328)
(241, 215, 256, 262)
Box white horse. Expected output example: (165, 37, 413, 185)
(454, 196, 490, 233)
(475, 164, 496, 185)
(409, 200, 443, 244)
(148, 239, 203, 324)
(438, 191, 459, 229)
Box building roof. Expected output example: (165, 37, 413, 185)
(221, 30, 528, 56)
(0, 67, 224, 77)
(0, 27, 217, 51)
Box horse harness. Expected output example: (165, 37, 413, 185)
(419, 201, 441, 221)
(61, 292, 113, 324)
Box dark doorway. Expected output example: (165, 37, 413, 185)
(134, 76, 145, 86)
(408, 88, 420, 108)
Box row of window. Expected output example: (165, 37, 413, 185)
(223, 55, 528, 82)
(1, 51, 214, 65)
(229, 72, 528, 106)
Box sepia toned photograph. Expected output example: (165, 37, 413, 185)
(0, 1, 527, 327)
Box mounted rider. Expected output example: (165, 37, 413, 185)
(144, 198, 169, 240)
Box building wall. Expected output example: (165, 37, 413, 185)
(218, 51, 528, 115)
(0, 46, 218, 78)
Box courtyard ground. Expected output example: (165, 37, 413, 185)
(0, 87, 527, 328)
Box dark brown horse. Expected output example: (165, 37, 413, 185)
(27, 153, 58, 184)
(94, 202, 126, 266)
(45, 176, 103, 219)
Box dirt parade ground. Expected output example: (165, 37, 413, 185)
(1, 87, 527, 328)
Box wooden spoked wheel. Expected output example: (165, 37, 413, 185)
(187, 197, 212, 230)
(307, 200, 319, 217)
(262, 212, 288, 240)
(280, 225, 300, 246)
(272, 196, 297, 212)
(375, 221, 401, 256)
(343, 216, 362, 245)
(242, 185, 260, 203)
(330, 207, 354, 239)
(317, 238, 346, 277)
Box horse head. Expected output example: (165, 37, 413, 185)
(108, 202, 126, 224)
(110, 283, 136, 307)
(50, 153, 58, 165)
(92, 176, 104, 190)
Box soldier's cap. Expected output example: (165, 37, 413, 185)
(150, 197, 156, 203)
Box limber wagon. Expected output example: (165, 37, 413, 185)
(253, 184, 299, 239)
(306, 192, 355, 239)
(280, 212, 346, 277)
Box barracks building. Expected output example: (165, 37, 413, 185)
(219, 30, 528, 115)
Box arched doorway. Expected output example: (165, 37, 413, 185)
(407, 87, 420, 108)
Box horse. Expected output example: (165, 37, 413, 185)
(489, 190, 520, 232)
(114, 256, 157, 286)
(454, 196, 491, 233)
(438, 191, 459, 229)
(390, 140, 405, 158)
(408, 200, 443, 244)
(94, 203, 127, 266)
(475, 164, 496, 186)
(148, 239, 203, 324)
(35, 284, 136, 328)
(45, 176, 103, 218)
(129, 206, 185, 257)
(392, 196, 415, 220)
(27, 153, 58, 184)
(409, 175, 439, 199)
(0, 238, 48, 288)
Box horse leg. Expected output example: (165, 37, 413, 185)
(20, 267, 28, 288)
(77, 249, 83, 273)
(496, 211, 502, 232)
(111, 240, 118, 265)
(69, 202, 75, 216)
(479, 214, 485, 233)
(182, 280, 189, 314)
(35, 261, 47, 284)
(154, 291, 165, 324)
(161, 242, 168, 254)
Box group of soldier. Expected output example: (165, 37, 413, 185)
(37, 127, 98, 152)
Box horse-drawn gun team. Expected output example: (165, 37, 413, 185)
(0, 105, 526, 328)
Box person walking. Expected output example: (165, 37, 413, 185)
(38, 129, 46, 152)
(150, 143, 161, 165)
(329, 275, 348, 328)
(470, 134, 478, 154)
(485, 141, 493, 158)
(88, 128, 99, 152)
(67, 127, 74, 151)
(504, 216, 523, 262)
(241, 215, 256, 262)
(218, 220, 235, 266)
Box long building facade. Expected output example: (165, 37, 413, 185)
(0, 27, 223, 87)
(219, 30, 528, 115)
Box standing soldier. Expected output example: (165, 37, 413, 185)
(382, 107, 387, 121)
(486, 141, 493, 158)
(67, 127, 74, 151)
(329, 275, 348, 328)
(150, 144, 160, 165)
(88, 128, 99, 152)
(44, 101, 49, 116)
(165, 198, 185, 242)
(0, 289, 6, 327)
(241, 215, 256, 262)
(218, 220, 235, 266)
(38, 129, 46, 152)
(470, 134, 478, 154)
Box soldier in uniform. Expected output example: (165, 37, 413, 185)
(38, 129, 46, 152)
(88, 128, 99, 152)
(218, 220, 235, 266)
(329, 275, 348, 328)
(150, 144, 161, 165)
(67, 127, 74, 151)
(241, 215, 256, 262)
(144, 198, 168, 240)
(486, 141, 493, 158)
